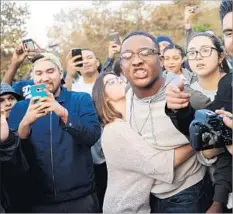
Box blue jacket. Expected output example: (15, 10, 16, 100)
(8, 87, 101, 204)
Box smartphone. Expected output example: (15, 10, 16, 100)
(29, 84, 47, 102)
(108, 32, 121, 45)
(22, 39, 35, 50)
(72, 48, 83, 67)
(191, 5, 199, 13)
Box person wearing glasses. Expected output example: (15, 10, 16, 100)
(186, 32, 229, 102)
(91, 71, 205, 213)
(116, 31, 213, 213)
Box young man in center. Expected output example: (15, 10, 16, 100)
(120, 31, 213, 213)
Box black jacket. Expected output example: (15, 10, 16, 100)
(165, 73, 232, 205)
(0, 130, 27, 212)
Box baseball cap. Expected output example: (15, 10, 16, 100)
(32, 52, 65, 84)
(0, 83, 22, 100)
(156, 36, 173, 44)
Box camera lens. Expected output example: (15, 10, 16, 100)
(36, 88, 41, 92)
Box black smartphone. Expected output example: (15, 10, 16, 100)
(108, 32, 121, 45)
(22, 39, 35, 50)
(72, 48, 83, 67)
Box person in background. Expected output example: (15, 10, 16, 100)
(8, 53, 101, 213)
(162, 43, 197, 84)
(65, 48, 100, 93)
(102, 41, 121, 73)
(1, 45, 39, 99)
(0, 83, 30, 213)
(156, 35, 173, 56)
(65, 48, 107, 211)
(165, 1, 233, 212)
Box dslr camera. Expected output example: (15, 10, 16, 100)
(189, 109, 232, 151)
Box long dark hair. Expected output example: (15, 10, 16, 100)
(92, 72, 123, 126)
(187, 32, 231, 73)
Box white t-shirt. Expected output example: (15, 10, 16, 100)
(72, 76, 95, 96)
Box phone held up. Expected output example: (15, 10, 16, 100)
(72, 48, 83, 67)
(108, 32, 121, 45)
(29, 84, 47, 103)
(22, 39, 35, 50)
(22, 39, 36, 59)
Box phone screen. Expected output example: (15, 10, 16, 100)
(108, 33, 121, 45)
(23, 39, 35, 50)
(72, 49, 83, 67)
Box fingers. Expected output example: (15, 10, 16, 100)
(36, 103, 51, 112)
(166, 84, 190, 110)
(166, 85, 190, 99)
(35, 111, 48, 119)
(16, 46, 24, 55)
(166, 84, 180, 93)
(0, 109, 6, 119)
(30, 97, 41, 105)
(215, 110, 232, 117)
(44, 89, 53, 98)
(167, 101, 189, 110)
(223, 116, 233, 129)
(71, 55, 82, 62)
(177, 80, 184, 91)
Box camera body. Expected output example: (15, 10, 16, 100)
(189, 109, 232, 151)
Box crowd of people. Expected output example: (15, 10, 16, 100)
(0, 0, 232, 213)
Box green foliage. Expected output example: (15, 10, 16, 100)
(1, 1, 30, 80)
(193, 24, 211, 32)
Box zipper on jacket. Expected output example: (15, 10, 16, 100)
(50, 112, 57, 199)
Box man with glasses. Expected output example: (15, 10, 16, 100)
(119, 31, 212, 213)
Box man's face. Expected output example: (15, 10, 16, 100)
(0, 94, 17, 118)
(80, 50, 99, 76)
(223, 12, 233, 58)
(120, 35, 162, 89)
(32, 60, 63, 94)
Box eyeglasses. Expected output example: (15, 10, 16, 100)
(186, 46, 218, 60)
(120, 48, 160, 63)
(104, 76, 124, 88)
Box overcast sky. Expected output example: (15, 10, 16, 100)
(19, 1, 169, 48)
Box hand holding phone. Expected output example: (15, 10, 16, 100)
(22, 39, 40, 60)
(11, 45, 28, 66)
(108, 41, 121, 58)
(108, 32, 121, 45)
(72, 48, 83, 67)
